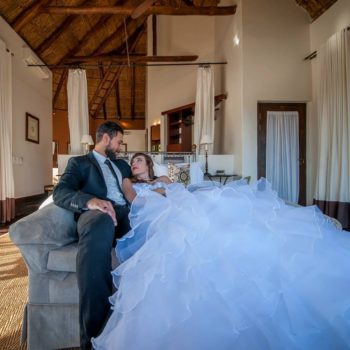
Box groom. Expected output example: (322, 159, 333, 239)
(53, 121, 131, 349)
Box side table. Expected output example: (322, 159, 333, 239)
(206, 173, 241, 185)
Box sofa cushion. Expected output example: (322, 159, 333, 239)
(47, 244, 119, 273)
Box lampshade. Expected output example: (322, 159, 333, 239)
(80, 134, 94, 145)
(200, 134, 213, 145)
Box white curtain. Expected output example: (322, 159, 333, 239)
(0, 39, 15, 223)
(193, 66, 215, 155)
(266, 111, 299, 203)
(314, 28, 350, 228)
(67, 69, 89, 154)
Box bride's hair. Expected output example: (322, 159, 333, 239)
(130, 153, 155, 183)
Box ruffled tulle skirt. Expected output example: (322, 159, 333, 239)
(93, 180, 350, 350)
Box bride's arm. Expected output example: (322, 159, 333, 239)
(122, 178, 137, 204)
(153, 175, 172, 184)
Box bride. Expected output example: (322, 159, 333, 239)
(93, 153, 350, 350)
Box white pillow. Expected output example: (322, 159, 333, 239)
(153, 162, 168, 177)
(189, 162, 204, 184)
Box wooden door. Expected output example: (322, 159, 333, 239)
(257, 103, 306, 205)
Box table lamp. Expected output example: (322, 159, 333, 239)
(200, 134, 213, 175)
(81, 134, 94, 154)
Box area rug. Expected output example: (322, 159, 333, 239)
(0, 233, 27, 350)
(0, 233, 79, 350)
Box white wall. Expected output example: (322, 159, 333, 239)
(123, 130, 146, 151)
(146, 1, 349, 206)
(214, 0, 243, 174)
(147, 15, 215, 151)
(241, 0, 311, 183)
(0, 16, 52, 198)
(215, 0, 312, 196)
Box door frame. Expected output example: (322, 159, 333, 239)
(257, 102, 306, 205)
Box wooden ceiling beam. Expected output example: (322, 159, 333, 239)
(12, 0, 51, 32)
(152, 14, 157, 56)
(131, 0, 158, 19)
(56, 15, 116, 66)
(53, 69, 68, 109)
(89, 20, 146, 118)
(98, 63, 108, 119)
(115, 79, 122, 119)
(131, 65, 135, 119)
(64, 54, 198, 63)
(35, 0, 94, 56)
(36, 16, 75, 56)
(45, 5, 237, 16)
(54, 0, 127, 66)
(182, 0, 194, 6)
(90, 17, 136, 56)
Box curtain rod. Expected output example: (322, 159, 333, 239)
(304, 26, 350, 61)
(27, 61, 227, 69)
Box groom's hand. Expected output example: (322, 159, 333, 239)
(86, 198, 117, 226)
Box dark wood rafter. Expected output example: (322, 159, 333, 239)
(131, 65, 135, 119)
(89, 20, 146, 118)
(90, 17, 132, 56)
(152, 14, 157, 56)
(295, 0, 337, 20)
(182, 0, 194, 5)
(115, 79, 122, 119)
(36, 16, 75, 56)
(44, 5, 237, 16)
(55, 10, 122, 66)
(131, 0, 157, 19)
(36, 0, 123, 56)
(98, 63, 108, 119)
(106, 20, 145, 55)
(53, 69, 68, 109)
(11, 0, 51, 32)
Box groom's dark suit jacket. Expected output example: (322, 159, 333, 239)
(53, 152, 131, 214)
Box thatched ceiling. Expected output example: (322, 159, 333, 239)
(0, 0, 338, 123)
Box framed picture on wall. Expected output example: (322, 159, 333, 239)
(25, 113, 40, 144)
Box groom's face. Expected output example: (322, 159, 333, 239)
(105, 131, 123, 159)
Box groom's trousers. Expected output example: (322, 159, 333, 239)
(76, 204, 130, 350)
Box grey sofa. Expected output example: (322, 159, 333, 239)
(10, 203, 81, 350)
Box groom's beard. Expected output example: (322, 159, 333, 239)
(105, 145, 118, 160)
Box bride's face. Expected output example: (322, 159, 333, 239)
(131, 156, 149, 179)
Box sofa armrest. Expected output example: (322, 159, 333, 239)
(9, 203, 78, 274)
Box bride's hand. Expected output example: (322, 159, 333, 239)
(152, 188, 166, 196)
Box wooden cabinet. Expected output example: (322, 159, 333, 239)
(161, 94, 227, 153)
(163, 107, 194, 152)
(150, 124, 161, 151)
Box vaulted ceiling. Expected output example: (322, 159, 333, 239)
(0, 0, 338, 124)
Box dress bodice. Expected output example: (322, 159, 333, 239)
(133, 181, 167, 195)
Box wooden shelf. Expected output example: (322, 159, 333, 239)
(162, 93, 226, 153)
(169, 121, 182, 126)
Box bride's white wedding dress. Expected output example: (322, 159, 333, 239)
(93, 179, 350, 350)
